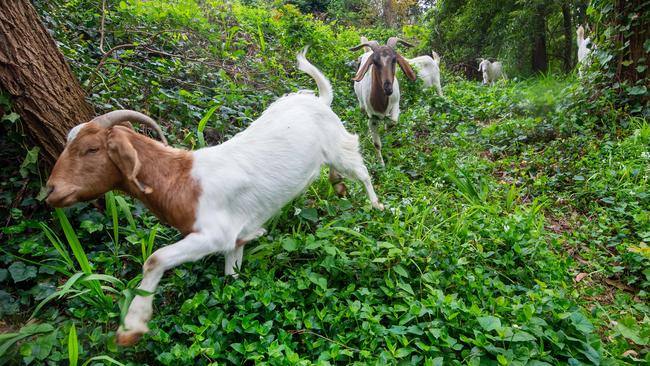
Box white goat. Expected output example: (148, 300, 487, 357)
(45, 48, 383, 346)
(407, 51, 443, 96)
(478, 58, 504, 85)
(576, 25, 591, 76)
(349, 37, 417, 166)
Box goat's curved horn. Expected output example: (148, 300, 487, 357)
(349, 40, 379, 52)
(92, 110, 167, 145)
(386, 37, 414, 49)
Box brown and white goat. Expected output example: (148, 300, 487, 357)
(45, 49, 383, 346)
(349, 37, 417, 166)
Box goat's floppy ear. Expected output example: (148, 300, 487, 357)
(106, 128, 152, 194)
(396, 54, 417, 81)
(352, 56, 373, 82)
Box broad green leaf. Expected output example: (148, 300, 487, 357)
(478, 316, 502, 332)
(282, 238, 298, 252)
(569, 312, 594, 335)
(510, 331, 536, 342)
(616, 316, 649, 345)
(8, 261, 37, 283)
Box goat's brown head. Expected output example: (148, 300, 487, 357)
(46, 110, 167, 207)
(349, 37, 417, 96)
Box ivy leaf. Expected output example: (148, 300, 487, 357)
(616, 316, 649, 345)
(282, 238, 298, 252)
(8, 262, 37, 283)
(298, 207, 318, 222)
(510, 331, 536, 342)
(627, 85, 647, 96)
(569, 312, 594, 335)
(1, 112, 20, 123)
(478, 316, 501, 332)
(393, 265, 409, 278)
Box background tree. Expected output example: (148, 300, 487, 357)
(421, 0, 592, 77)
(590, 0, 649, 108)
(0, 0, 94, 164)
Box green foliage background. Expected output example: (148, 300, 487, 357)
(0, 0, 648, 365)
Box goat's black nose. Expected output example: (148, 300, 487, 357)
(383, 82, 393, 95)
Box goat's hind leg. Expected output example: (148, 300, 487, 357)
(368, 116, 385, 167)
(117, 232, 218, 346)
(330, 134, 384, 210)
(226, 228, 266, 277)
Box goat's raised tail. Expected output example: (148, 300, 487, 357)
(431, 51, 440, 63)
(297, 46, 333, 106)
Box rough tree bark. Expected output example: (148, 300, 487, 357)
(615, 0, 649, 88)
(561, 3, 573, 73)
(530, 4, 548, 73)
(382, 0, 395, 28)
(0, 0, 94, 164)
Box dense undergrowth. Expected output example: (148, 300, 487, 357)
(1, 1, 648, 365)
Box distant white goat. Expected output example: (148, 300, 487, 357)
(576, 25, 591, 75)
(45, 47, 383, 346)
(407, 51, 443, 96)
(478, 59, 504, 85)
(349, 37, 417, 166)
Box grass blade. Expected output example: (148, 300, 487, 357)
(114, 195, 136, 231)
(197, 104, 220, 148)
(82, 355, 125, 366)
(41, 222, 75, 270)
(68, 324, 78, 366)
(54, 209, 92, 274)
(105, 192, 119, 247)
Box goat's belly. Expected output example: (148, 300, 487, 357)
(192, 154, 323, 233)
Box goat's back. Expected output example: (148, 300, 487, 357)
(407, 56, 439, 88)
(191, 93, 350, 237)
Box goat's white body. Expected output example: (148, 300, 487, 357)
(577, 38, 590, 63)
(119, 51, 383, 342)
(576, 26, 592, 76)
(407, 54, 442, 96)
(354, 51, 401, 122)
(192, 94, 361, 245)
(479, 60, 504, 85)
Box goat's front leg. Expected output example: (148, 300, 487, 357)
(368, 116, 385, 167)
(117, 232, 218, 346)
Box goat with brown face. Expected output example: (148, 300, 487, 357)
(44, 48, 384, 348)
(349, 37, 416, 166)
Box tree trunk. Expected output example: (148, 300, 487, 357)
(615, 0, 649, 88)
(382, 0, 395, 28)
(561, 3, 573, 73)
(530, 4, 548, 73)
(0, 0, 94, 164)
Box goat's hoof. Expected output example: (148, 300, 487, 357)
(373, 202, 385, 211)
(116, 323, 148, 346)
(116, 330, 145, 346)
(334, 183, 347, 197)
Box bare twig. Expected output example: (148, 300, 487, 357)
(288, 329, 361, 353)
(141, 45, 219, 66)
(99, 0, 107, 53)
(85, 43, 137, 92)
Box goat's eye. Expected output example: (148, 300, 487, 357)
(83, 147, 100, 155)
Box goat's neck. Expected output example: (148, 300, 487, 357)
(370, 68, 389, 114)
(118, 135, 200, 236)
